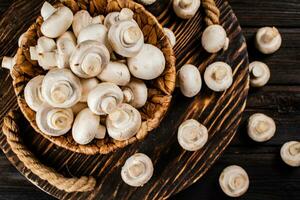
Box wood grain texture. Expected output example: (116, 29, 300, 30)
(0, 0, 249, 199)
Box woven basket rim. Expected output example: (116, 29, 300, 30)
(12, 0, 176, 155)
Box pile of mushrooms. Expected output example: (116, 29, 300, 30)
(14, 2, 168, 146)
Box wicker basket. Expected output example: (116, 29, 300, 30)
(11, 0, 176, 155)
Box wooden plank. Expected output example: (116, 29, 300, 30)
(230, 0, 300, 27)
(243, 28, 300, 85)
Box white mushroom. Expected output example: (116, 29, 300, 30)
(41, 1, 57, 20)
(104, 8, 134, 29)
(247, 113, 276, 142)
(40, 4, 73, 38)
(121, 153, 153, 187)
(87, 82, 124, 115)
(177, 119, 208, 151)
(97, 61, 131, 86)
(249, 61, 270, 87)
(108, 20, 144, 57)
(137, 0, 157, 5)
(177, 64, 201, 97)
(42, 68, 82, 108)
(72, 10, 93, 37)
(24, 75, 45, 112)
(91, 15, 105, 24)
(77, 24, 111, 52)
(280, 141, 300, 167)
(1, 55, 16, 70)
(106, 103, 141, 141)
(255, 27, 282, 54)
(173, 0, 200, 19)
(56, 31, 77, 69)
(123, 78, 148, 108)
(72, 108, 102, 145)
(201, 25, 229, 53)
(69, 40, 110, 78)
(128, 44, 165, 80)
(30, 36, 57, 70)
(219, 165, 249, 197)
(95, 125, 106, 139)
(71, 102, 88, 116)
(36, 104, 74, 136)
(80, 78, 100, 102)
(204, 61, 233, 92)
(163, 27, 176, 47)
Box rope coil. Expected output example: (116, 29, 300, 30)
(2, 110, 96, 193)
(202, 0, 220, 25)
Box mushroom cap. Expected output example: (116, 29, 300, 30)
(128, 44, 165, 80)
(72, 10, 93, 37)
(123, 78, 148, 108)
(36, 104, 74, 136)
(24, 75, 45, 112)
(70, 40, 110, 78)
(36, 36, 56, 53)
(42, 68, 82, 108)
(72, 108, 100, 145)
(177, 119, 208, 151)
(36, 51, 57, 70)
(80, 78, 100, 102)
(56, 31, 77, 69)
(219, 165, 249, 197)
(121, 153, 154, 187)
(41, 1, 57, 20)
(204, 61, 233, 92)
(87, 82, 124, 115)
(249, 61, 270, 87)
(201, 25, 229, 53)
(95, 125, 106, 139)
(247, 113, 276, 142)
(178, 64, 202, 97)
(41, 6, 73, 38)
(163, 27, 176, 47)
(97, 61, 131, 86)
(108, 20, 144, 57)
(77, 24, 111, 52)
(280, 141, 300, 167)
(173, 0, 201, 19)
(104, 8, 134, 29)
(107, 103, 142, 141)
(255, 27, 282, 54)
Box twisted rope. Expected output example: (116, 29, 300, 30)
(2, 110, 96, 193)
(202, 0, 220, 25)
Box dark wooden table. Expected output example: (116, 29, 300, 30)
(0, 0, 299, 199)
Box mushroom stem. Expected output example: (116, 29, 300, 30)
(1, 56, 15, 70)
(255, 121, 269, 133)
(41, 1, 57, 20)
(123, 88, 134, 103)
(179, 0, 193, 8)
(118, 8, 134, 21)
(101, 97, 117, 114)
(261, 27, 278, 43)
(252, 65, 264, 78)
(29, 47, 38, 60)
(289, 143, 300, 155)
(123, 27, 142, 45)
(213, 67, 227, 81)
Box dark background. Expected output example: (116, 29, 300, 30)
(0, 0, 300, 199)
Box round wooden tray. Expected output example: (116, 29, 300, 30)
(0, 0, 249, 199)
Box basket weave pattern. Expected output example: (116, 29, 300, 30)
(12, 0, 176, 155)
